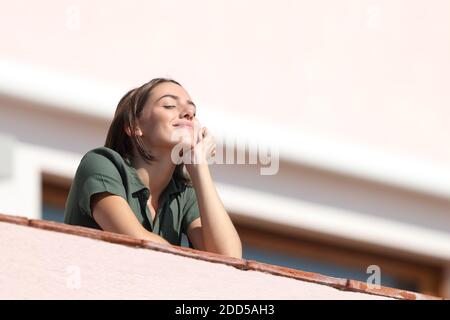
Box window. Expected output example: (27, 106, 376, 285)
(41, 173, 70, 222)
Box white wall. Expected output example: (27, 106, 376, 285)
(0, 0, 449, 165)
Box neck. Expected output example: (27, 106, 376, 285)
(131, 147, 175, 204)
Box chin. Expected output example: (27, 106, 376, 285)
(169, 129, 195, 146)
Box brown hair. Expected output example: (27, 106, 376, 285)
(105, 78, 191, 185)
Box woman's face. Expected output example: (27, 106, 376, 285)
(137, 82, 198, 152)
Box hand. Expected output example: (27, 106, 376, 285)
(185, 119, 216, 174)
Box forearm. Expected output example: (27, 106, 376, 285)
(92, 193, 171, 246)
(190, 165, 242, 258)
(140, 230, 170, 245)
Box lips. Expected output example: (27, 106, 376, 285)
(173, 121, 194, 129)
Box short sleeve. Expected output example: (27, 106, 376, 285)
(181, 186, 201, 234)
(75, 152, 127, 218)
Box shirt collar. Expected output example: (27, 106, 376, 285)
(166, 177, 183, 196)
(125, 161, 182, 198)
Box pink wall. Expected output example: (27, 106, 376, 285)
(1, 0, 449, 166)
(0, 221, 393, 299)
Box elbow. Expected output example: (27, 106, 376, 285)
(232, 241, 243, 259)
(205, 241, 242, 259)
(202, 230, 243, 258)
(230, 249, 242, 259)
(224, 239, 243, 259)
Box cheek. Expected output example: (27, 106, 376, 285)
(144, 111, 171, 132)
(151, 109, 174, 125)
(148, 123, 171, 141)
(142, 116, 176, 145)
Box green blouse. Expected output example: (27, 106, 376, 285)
(64, 147, 200, 246)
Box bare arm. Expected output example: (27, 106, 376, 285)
(91, 192, 169, 245)
(187, 165, 242, 258)
(185, 125, 242, 258)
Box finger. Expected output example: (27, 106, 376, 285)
(193, 119, 202, 143)
(197, 127, 204, 143)
(202, 133, 215, 146)
(201, 127, 207, 140)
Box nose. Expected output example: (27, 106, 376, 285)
(180, 106, 195, 120)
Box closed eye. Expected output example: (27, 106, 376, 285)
(163, 105, 176, 109)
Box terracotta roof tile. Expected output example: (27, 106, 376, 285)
(345, 279, 443, 300)
(142, 240, 247, 269)
(0, 213, 29, 226)
(29, 219, 144, 248)
(246, 260, 348, 289)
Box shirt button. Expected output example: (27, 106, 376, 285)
(142, 189, 150, 199)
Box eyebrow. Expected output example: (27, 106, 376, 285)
(156, 94, 196, 108)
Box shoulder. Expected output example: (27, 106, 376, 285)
(67, 147, 128, 218)
(76, 147, 127, 179)
(82, 147, 125, 166)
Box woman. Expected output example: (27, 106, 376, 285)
(64, 78, 242, 258)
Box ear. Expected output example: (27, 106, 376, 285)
(124, 125, 143, 137)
